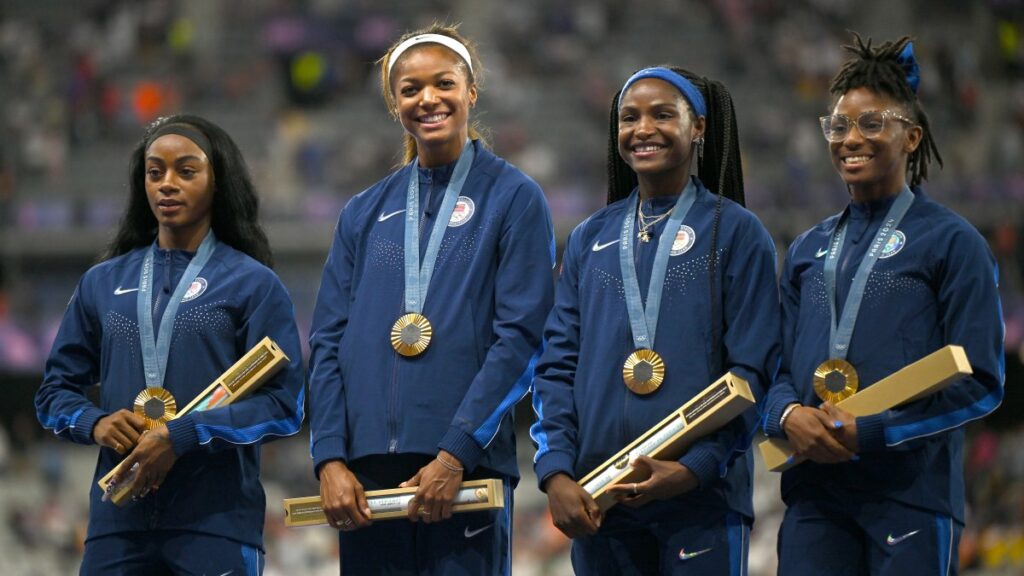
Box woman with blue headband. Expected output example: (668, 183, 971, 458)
(762, 34, 1004, 575)
(35, 114, 305, 574)
(307, 23, 554, 575)
(532, 65, 780, 574)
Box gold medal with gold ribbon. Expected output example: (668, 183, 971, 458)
(391, 313, 433, 357)
(813, 359, 859, 403)
(133, 387, 177, 430)
(622, 349, 665, 395)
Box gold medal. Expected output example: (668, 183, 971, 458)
(133, 387, 177, 430)
(391, 313, 433, 357)
(622, 349, 665, 395)
(813, 359, 859, 403)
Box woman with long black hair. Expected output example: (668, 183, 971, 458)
(531, 66, 780, 574)
(36, 114, 305, 575)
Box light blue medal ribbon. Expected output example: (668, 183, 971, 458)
(137, 231, 217, 388)
(392, 141, 475, 356)
(816, 186, 913, 401)
(618, 180, 697, 393)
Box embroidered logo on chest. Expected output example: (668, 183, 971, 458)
(878, 230, 906, 259)
(670, 225, 696, 256)
(448, 196, 475, 227)
(181, 277, 208, 302)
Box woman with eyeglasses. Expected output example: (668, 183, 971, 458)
(307, 23, 554, 575)
(531, 65, 779, 574)
(762, 34, 1004, 575)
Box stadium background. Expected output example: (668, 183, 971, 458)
(0, 0, 1022, 573)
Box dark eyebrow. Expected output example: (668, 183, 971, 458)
(398, 70, 462, 84)
(146, 155, 205, 164)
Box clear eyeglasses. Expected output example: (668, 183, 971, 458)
(819, 110, 915, 142)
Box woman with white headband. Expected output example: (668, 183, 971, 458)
(531, 65, 780, 574)
(308, 23, 554, 574)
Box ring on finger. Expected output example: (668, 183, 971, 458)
(632, 483, 639, 496)
(115, 442, 123, 453)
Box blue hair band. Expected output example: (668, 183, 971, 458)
(897, 42, 920, 94)
(619, 67, 707, 118)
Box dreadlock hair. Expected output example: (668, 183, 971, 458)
(103, 114, 274, 267)
(379, 22, 489, 166)
(606, 66, 745, 377)
(829, 33, 943, 187)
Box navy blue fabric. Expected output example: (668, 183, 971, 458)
(80, 530, 265, 575)
(777, 483, 960, 576)
(36, 243, 305, 547)
(571, 505, 749, 576)
(763, 188, 1004, 523)
(532, 178, 781, 520)
(308, 140, 555, 480)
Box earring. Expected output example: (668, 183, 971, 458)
(694, 137, 704, 163)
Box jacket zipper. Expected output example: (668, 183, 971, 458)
(387, 169, 436, 454)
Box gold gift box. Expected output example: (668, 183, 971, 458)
(98, 336, 290, 506)
(758, 344, 973, 472)
(577, 371, 755, 512)
(283, 478, 505, 527)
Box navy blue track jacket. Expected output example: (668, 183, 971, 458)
(531, 178, 781, 519)
(36, 242, 306, 547)
(308, 140, 555, 479)
(762, 188, 1004, 522)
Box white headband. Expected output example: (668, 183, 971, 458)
(386, 34, 474, 80)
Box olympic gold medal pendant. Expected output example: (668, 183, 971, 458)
(813, 359, 859, 404)
(391, 313, 433, 357)
(622, 349, 665, 395)
(133, 387, 177, 430)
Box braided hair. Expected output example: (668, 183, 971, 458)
(606, 66, 745, 376)
(829, 33, 943, 187)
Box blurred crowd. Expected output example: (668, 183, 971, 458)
(1, 0, 1023, 574)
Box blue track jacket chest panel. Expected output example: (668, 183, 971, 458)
(763, 188, 1004, 521)
(308, 141, 555, 479)
(36, 244, 306, 547)
(532, 180, 781, 519)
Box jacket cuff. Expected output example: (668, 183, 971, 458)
(678, 445, 721, 489)
(312, 435, 348, 479)
(166, 415, 199, 456)
(763, 393, 800, 438)
(438, 427, 485, 472)
(856, 414, 887, 453)
(533, 450, 576, 492)
(70, 407, 107, 444)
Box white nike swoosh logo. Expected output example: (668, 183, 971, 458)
(113, 287, 139, 295)
(815, 247, 829, 258)
(378, 209, 406, 222)
(592, 239, 620, 252)
(678, 547, 712, 560)
(886, 529, 920, 546)
(217, 571, 234, 576)
(464, 523, 493, 538)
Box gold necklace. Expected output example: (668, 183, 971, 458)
(637, 202, 671, 243)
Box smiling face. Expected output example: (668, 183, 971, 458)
(144, 133, 215, 249)
(617, 78, 704, 193)
(390, 44, 477, 167)
(829, 86, 922, 201)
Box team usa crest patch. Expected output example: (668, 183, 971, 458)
(182, 277, 208, 302)
(879, 230, 906, 259)
(448, 196, 475, 227)
(670, 225, 696, 256)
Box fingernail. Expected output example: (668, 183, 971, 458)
(833, 420, 843, 428)
(785, 455, 794, 465)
